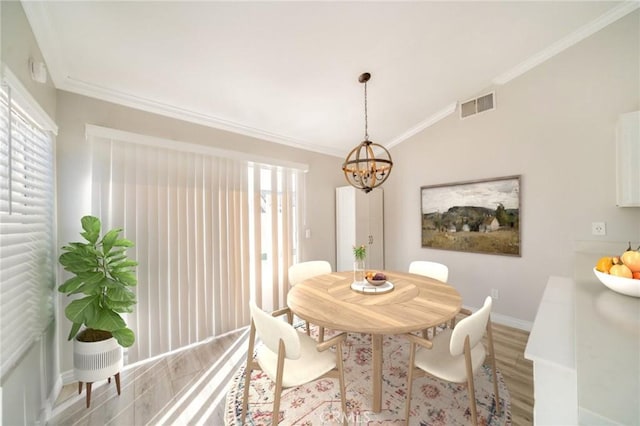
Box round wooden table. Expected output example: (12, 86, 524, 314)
(287, 270, 462, 413)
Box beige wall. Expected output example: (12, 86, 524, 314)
(384, 11, 640, 323)
(55, 91, 345, 371)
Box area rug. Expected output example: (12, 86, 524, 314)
(225, 326, 511, 425)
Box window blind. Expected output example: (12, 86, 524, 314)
(0, 84, 55, 379)
(89, 130, 303, 363)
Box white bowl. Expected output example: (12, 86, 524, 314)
(366, 277, 387, 286)
(593, 267, 640, 298)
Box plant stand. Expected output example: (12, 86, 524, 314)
(73, 336, 123, 408)
(78, 373, 121, 408)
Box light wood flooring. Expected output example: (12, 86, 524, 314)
(48, 322, 533, 425)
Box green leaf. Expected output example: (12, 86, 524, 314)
(111, 328, 135, 347)
(110, 271, 137, 286)
(81, 216, 101, 244)
(89, 308, 126, 332)
(113, 238, 134, 248)
(101, 228, 122, 255)
(107, 253, 127, 263)
(65, 295, 99, 325)
(111, 260, 138, 269)
(67, 322, 82, 341)
(106, 287, 137, 303)
(58, 276, 85, 294)
(104, 300, 135, 313)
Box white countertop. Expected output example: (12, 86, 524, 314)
(525, 251, 640, 426)
(574, 254, 640, 425)
(525, 275, 575, 370)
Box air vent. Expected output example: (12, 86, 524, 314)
(460, 91, 495, 119)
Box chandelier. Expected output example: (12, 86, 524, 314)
(342, 72, 393, 193)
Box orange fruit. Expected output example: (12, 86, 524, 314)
(595, 256, 613, 273)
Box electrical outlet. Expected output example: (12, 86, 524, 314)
(491, 288, 500, 300)
(592, 222, 606, 236)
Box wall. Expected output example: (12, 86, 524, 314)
(1, 1, 56, 118)
(55, 90, 345, 373)
(385, 11, 640, 325)
(1, 2, 59, 424)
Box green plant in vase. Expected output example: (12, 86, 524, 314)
(353, 244, 367, 283)
(58, 215, 138, 347)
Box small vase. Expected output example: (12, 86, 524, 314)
(353, 259, 366, 284)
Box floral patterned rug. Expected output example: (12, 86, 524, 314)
(225, 326, 511, 425)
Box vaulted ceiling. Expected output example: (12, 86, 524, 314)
(22, 1, 637, 157)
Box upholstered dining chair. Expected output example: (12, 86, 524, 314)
(242, 300, 347, 426)
(408, 260, 451, 338)
(403, 296, 500, 426)
(288, 260, 332, 341)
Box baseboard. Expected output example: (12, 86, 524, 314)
(41, 374, 64, 425)
(463, 305, 532, 332)
(60, 369, 75, 385)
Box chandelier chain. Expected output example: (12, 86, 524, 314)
(364, 80, 368, 140)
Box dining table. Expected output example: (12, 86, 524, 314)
(286, 270, 462, 413)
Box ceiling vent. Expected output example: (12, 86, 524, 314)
(460, 91, 495, 119)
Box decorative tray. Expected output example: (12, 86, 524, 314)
(350, 281, 394, 294)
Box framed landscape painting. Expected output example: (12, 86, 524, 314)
(420, 175, 521, 256)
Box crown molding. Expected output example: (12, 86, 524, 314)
(492, 1, 640, 85)
(385, 102, 457, 150)
(23, 0, 638, 156)
(22, 1, 344, 158)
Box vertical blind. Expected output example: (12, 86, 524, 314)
(89, 131, 303, 363)
(0, 84, 55, 379)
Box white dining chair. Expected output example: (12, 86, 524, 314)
(408, 260, 451, 337)
(288, 260, 332, 341)
(242, 300, 347, 426)
(403, 296, 500, 426)
(408, 260, 449, 282)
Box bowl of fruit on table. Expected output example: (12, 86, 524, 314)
(593, 243, 640, 298)
(365, 271, 387, 286)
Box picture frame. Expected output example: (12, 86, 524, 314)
(420, 175, 521, 256)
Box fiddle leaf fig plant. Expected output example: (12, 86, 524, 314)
(58, 215, 138, 347)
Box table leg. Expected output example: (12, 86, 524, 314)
(372, 334, 383, 412)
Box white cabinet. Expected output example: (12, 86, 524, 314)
(336, 186, 384, 272)
(616, 111, 640, 207)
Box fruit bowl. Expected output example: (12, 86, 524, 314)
(366, 277, 387, 286)
(593, 268, 640, 298)
(366, 272, 387, 286)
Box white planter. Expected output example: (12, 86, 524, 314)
(73, 336, 123, 383)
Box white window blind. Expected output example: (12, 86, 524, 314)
(0, 84, 55, 379)
(89, 129, 303, 363)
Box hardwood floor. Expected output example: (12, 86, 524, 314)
(489, 322, 534, 426)
(48, 322, 533, 425)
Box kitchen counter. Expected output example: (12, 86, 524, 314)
(574, 256, 640, 425)
(526, 252, 640, 425)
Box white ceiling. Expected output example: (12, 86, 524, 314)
(22, 1, 637, 157)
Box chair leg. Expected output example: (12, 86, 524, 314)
(405, 341, 417, 425)
(305, 320, 311, 336)
(463, 336, 478, 426)
(78, 381, 83, 394)
(487, 319, 501, 415)
(272, 339, 286, 426)
(319, 326, 325, 343)
(336, 341, 347, 426)
(241, 322, 257, 425)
